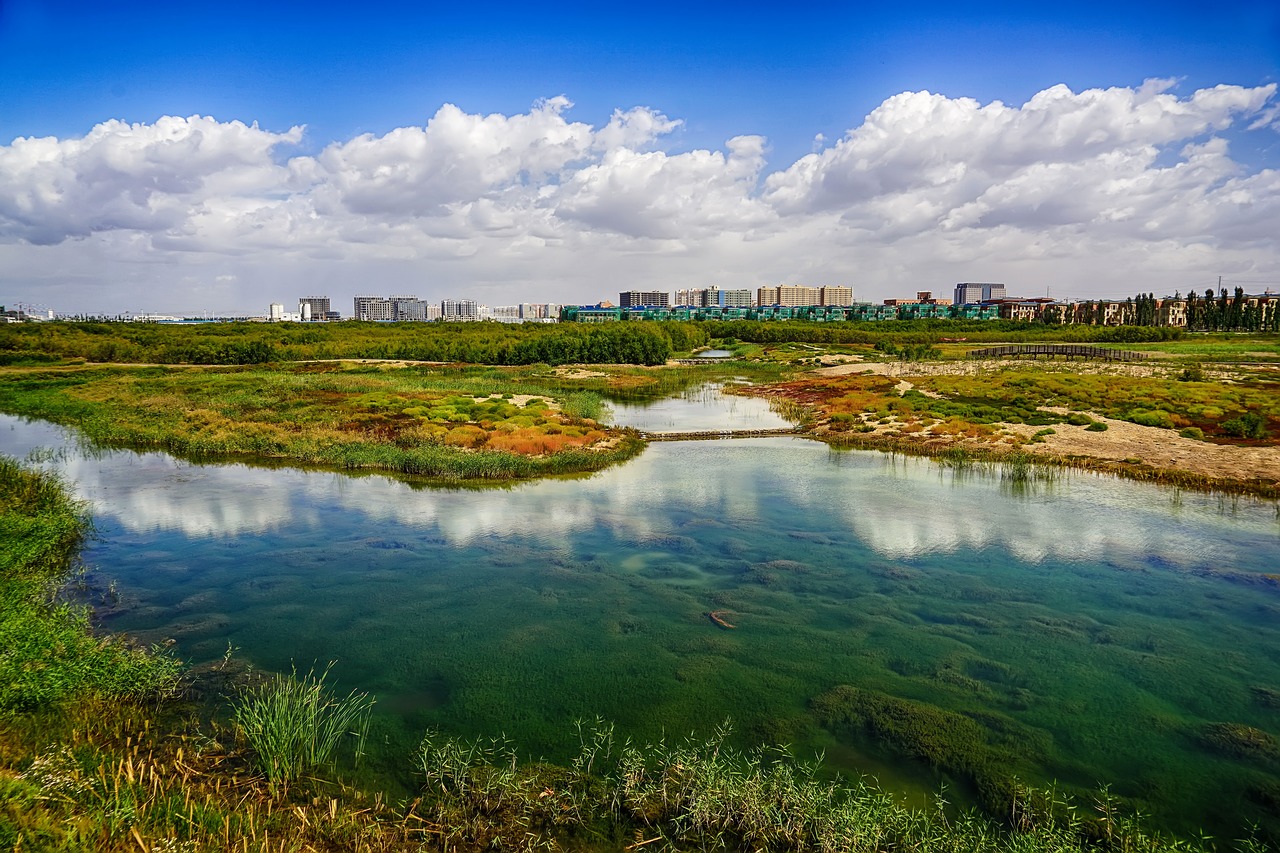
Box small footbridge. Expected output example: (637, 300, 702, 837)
(966, 344, 1149, 362)
(639, 427, 800, 442)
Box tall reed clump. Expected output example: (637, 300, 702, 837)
(232, 664, 373, 794)
(559, 391, 606, 421)
(1000, 452, 1058, 488)
(769, 397, 815, 427)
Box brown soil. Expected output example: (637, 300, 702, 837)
(1007, 418, 1280, 484)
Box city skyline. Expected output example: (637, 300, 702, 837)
(2, 1, 1279, 315)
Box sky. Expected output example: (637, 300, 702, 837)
(1, 0, 1279, 316)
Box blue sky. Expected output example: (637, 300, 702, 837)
(1, 0, 1279, 313)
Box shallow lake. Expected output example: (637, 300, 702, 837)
(3, 389, 1278, 836)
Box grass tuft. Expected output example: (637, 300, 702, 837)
(231, 663, 373, 794)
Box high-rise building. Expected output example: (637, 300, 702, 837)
(619, 291, 670, 308)
(953, 283, 1006, 305)
(758, 285, 822, 306)
(441, 299, 479, 321)
(391, 296, 429, 321)
(354, 296, 395, 321)
(819, 286, 854, 306)
(299, 296, 331, 321)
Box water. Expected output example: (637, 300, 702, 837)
(605, 382, 790, 431)
(2, 396, 1278, 836)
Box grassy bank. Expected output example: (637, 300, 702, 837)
(0, 360, 801, 484)
(0, 457, 180, 714)
(6, 690, 1276, 851)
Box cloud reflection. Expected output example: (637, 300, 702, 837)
(1, 414, 1271, 572)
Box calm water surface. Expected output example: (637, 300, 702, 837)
(3, 393, 1278, 835)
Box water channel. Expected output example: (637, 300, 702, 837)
(2, 384, 1278, 836)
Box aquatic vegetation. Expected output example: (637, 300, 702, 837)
(1253, 686, 1280, 709)
(0, 456, 179, 712)
(808, 685, 1033, 813)
(407, 720, 1259, 853)
(1199, 722, 1279, 763)
(231, 664, 374, 793)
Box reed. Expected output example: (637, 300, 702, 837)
(403, 720, 1264, 853)
(231, 664, 373, 794)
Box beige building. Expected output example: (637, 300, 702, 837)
(757, 285, 824, 306)
(819, 286, 853, 306)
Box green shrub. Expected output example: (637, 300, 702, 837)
(1221, 411, 1268, 440)
(1065, 412, 1093, 426)
(1179, 427, 1205, 440)
(1130, 410, 1175, 429)
(1085, 422, 1109, 432)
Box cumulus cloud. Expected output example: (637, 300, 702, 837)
(1, 81, 1278, 310)
(761, 80, 1275, 219)
(0, 116, 302, 245)
(554, 135, 771, 239)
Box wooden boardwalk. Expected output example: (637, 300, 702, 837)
(640, 428, 799, 442)
(967, 344, 1148, 362)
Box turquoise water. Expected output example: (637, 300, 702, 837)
(2, 401, 1278, 836)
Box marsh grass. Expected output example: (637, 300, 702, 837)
(405, 720, 1273, 853)
(232, 664, 373, 794)
(558, 391, 605, 421)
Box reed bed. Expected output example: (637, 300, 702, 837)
(232, 664, 373, 795)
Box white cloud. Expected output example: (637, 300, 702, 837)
(0, 116, 302, 246)
(1, 82, 1278, 311)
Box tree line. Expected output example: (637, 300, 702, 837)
(0, 320, 710, 367)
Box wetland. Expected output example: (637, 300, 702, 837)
(3, 379, 1279, 840)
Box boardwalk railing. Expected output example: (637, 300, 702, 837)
(639, 428, 798, 442)
(967, 344, 1148, 362)
(672, 358, 734, 365)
